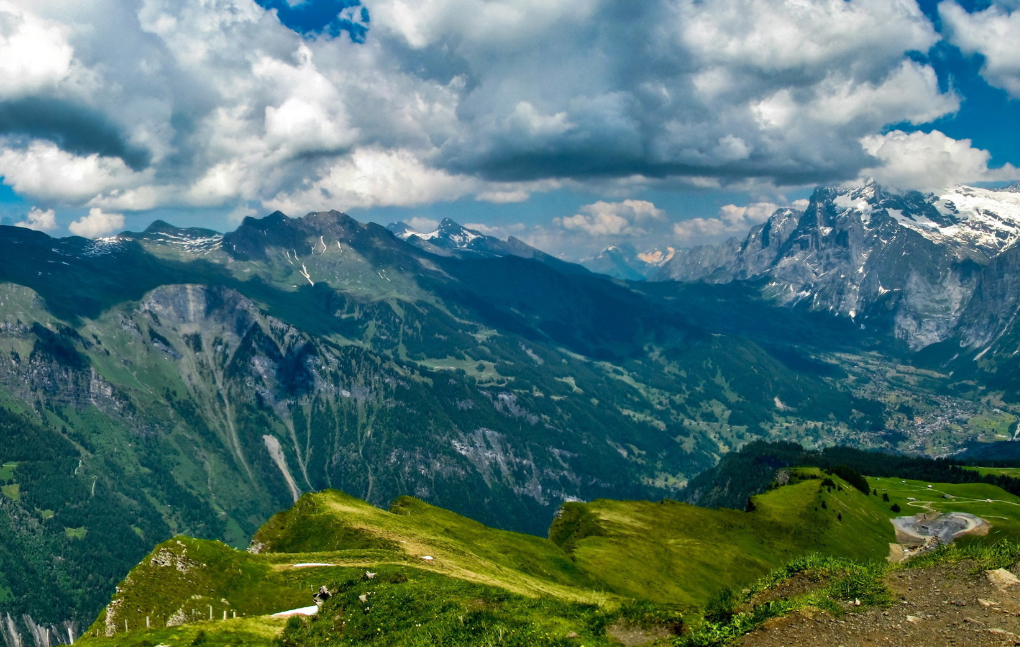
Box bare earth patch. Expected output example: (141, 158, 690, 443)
(606, 622, 671, 646)
(739, 561, 1020, 646)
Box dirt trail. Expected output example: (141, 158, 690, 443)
(740, 561, 1020, 646)
(892, 512, 988, 544)
(887, 512, 990, 562)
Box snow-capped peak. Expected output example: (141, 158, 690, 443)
(429, 218, 482, 246)
(813, 181, 1020, 255)
(386, 222, 419, 240)
(928, 185, 1020, 252)
(637, 248, 675, 265)
(388, 219, 485, 248)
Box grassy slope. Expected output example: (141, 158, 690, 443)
(550, 469, 895, 607)
(251, 490, 606, 602)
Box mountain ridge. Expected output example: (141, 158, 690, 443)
(654, 181, 1020, 352)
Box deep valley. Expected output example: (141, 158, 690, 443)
(7, 181, 1020, 645)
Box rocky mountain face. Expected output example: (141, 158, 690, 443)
(655, 181, 1020, 351)
(0, 211, 891, 638)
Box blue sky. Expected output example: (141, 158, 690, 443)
(899, 0, 1019, 165)
(0, 0, 1019, 257)
(254, 0, 369, 41)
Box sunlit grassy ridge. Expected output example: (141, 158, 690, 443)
(77, 469, 1020, 647)
(549, 469, 894, 607)
(251, 490, 607, 601)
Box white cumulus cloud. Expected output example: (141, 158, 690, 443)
(0, 140, 149, 204)
(860, 130, 1019, 193)
(555, 200, 666, 237)
(673, 202, 784, 240)
(68, 207, 124, 238)
(265, 148, 477, 213)
(405, 216, 438, 233)
(0, 1, 75, 99)
(941, 1, 1020, 98)
(14, 207, 57, 231)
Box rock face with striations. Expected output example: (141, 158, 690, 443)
(655, 181, 1020, 350)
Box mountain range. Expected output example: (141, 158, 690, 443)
(0, 207, 893, 640)
(654, 181, 1020, 349)
(387, 220, 674, 281)
(7, 180, 1020, 641)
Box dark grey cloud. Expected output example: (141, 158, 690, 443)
(0, 97, 150, 170)
(380, 0, 952, 186)
(0, 0, 1004, 228)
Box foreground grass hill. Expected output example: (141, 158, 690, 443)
(75, 464, 1020, 647)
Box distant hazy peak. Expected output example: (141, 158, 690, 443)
(579, 244, 676, 281)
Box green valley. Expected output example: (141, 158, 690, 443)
(0, 215, 915, 638)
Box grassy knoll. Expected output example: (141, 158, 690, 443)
(253, 490, 607, 602)
(550, 469, 894, 607)
(871, 475, 1020, 541)
(82, 537, 371, 638)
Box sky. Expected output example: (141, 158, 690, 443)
(0, 0, 1019, 258)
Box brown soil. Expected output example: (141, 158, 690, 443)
(605, 622, 671, 646)
(740, 561, 1020, 646)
